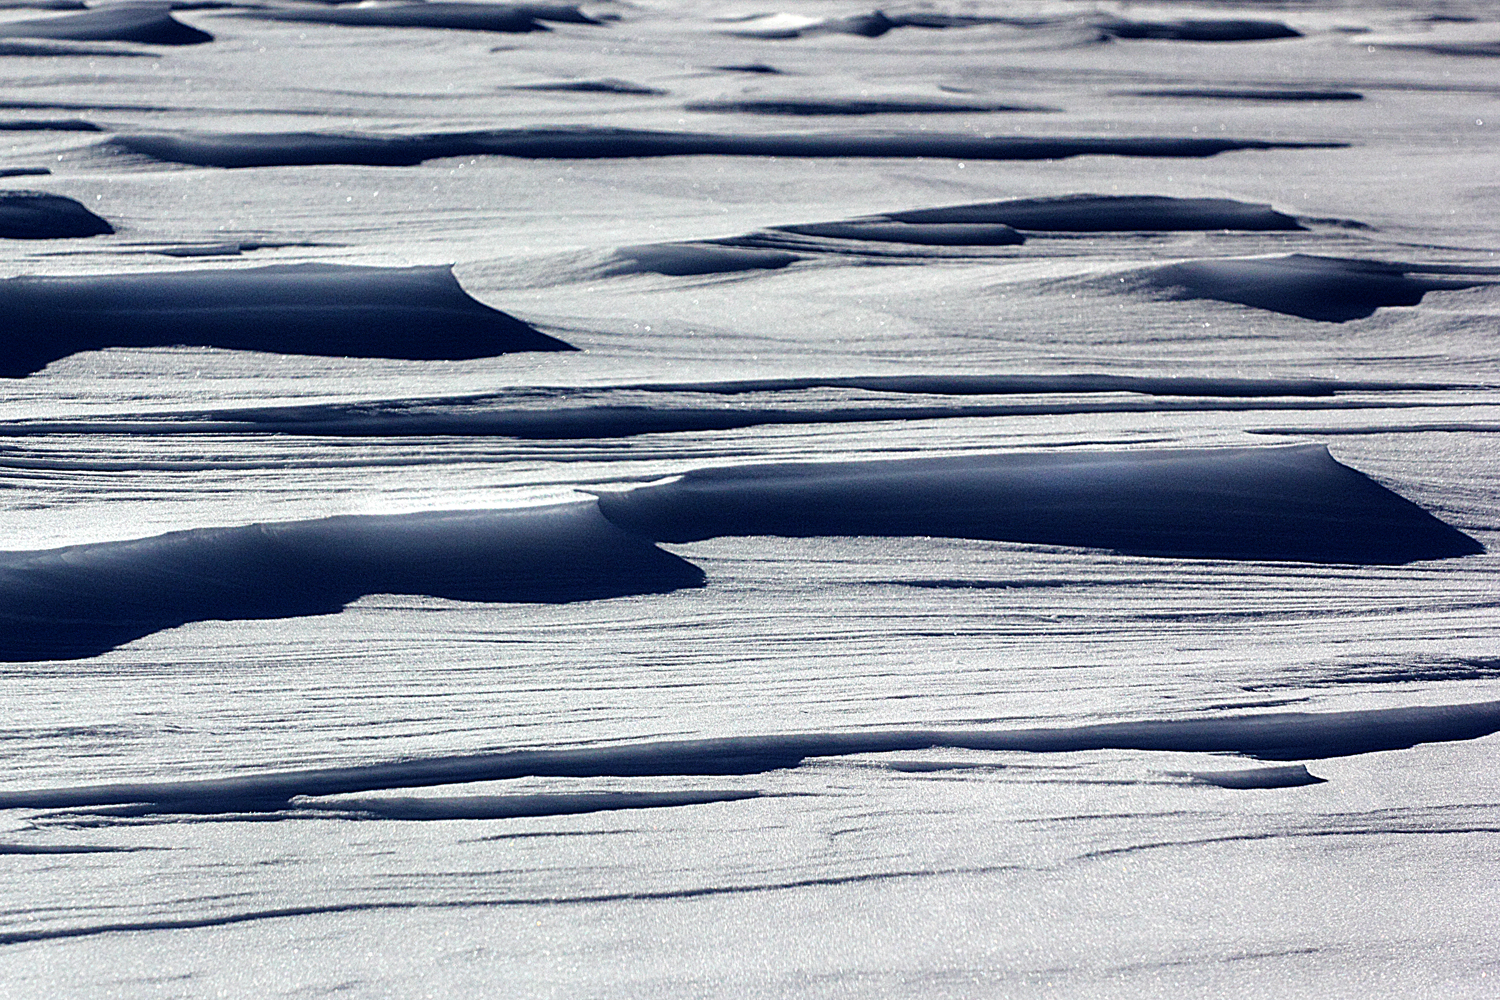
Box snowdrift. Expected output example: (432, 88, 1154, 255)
(0, 190, 112, 239)
(0, 504, 704, 661)
(0, 446, 1477, 659)
(1141, 254, 1492, 320)
(0, 263, 570, 375)
(0, 4, 211, 45)
(597, 445, 1482, 564)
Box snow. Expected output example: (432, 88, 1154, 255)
(1, 0, 1498, 994)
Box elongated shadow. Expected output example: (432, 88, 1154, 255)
(1139, 254, 1495, 321)
(106, 129, 1344, 169)
(0, 503, 704, 661)
(596, 444, 1483, 564)
(0, 4, 211, 45)
(6, 701, 1498, 813)
(0, 263, 571, 376)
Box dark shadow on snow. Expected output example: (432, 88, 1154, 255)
(1140, 254, 1495, 320)
(1124, 88, 1362, 102)
(0, 191, 113, 238)
(0, 4, 211, 44)
(1183, 764, 1326, 789)
(5, 701, 1499, 812)
(601, 243, 801, 276)
(882, 194, 1304, 231)
(0, 446, 1477, 659)
(684, 96, 1055, 115)
(0, 503, 705, 661)
(232, 2, 600, 34)
(1099, 19, 1301, 42)
(595, 445, 1482, 564)
(0, 263, 571, 376)
(106, 129, 1343, 168)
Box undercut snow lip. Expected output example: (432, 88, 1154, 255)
(0, 190, 113, 239)
(1183, 764, 1326, 789)
(0, 502, 705, 661)
(0, 262, 572, 376)
(5, 701, 1499, 814)
(0, 3, 212, 45)
(595, 445, 1483, 565)
(0, 446, 1476, 659)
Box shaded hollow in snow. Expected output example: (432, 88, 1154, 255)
(0, 190, 112, 238)
(0, 263, 571, 376)
(5, 701, 1499, 813)
(0, 503, 705, 662)
(1139, 254, 1493, 321)
(105, 129, 1341, 168)
(595, 445, 1482, 564)
(0, 4, 212, 44)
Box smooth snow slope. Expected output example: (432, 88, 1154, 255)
(0, 0, 1498, 996)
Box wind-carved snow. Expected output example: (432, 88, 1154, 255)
(0, 264, 570, 376)
(596, 445, 1481, 563)
(0, 3, 212, 45)
(2, 0, 1500, 994)
(0, 445, 1478, 659)
(0, 502, 703, 660)
(4, 701, 1496, 813)
(0, 190, 112, 238)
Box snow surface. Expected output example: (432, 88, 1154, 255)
(1, 0, 1498, 996)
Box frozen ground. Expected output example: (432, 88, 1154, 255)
(0, 0, 1498, 995)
